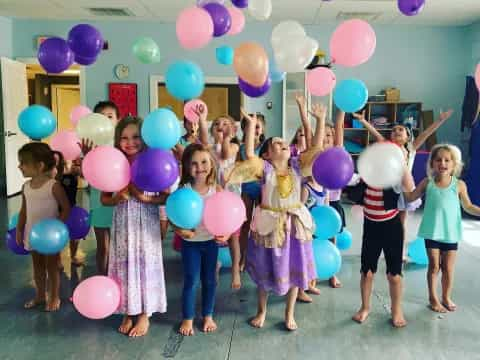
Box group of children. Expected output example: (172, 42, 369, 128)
(14, 94, 480, 337)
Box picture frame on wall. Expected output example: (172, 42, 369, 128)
(108, 82, 137, 119)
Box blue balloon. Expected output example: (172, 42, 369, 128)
(336, 229, 352, 251)
(166, 188, 204, 229)
(141, 108, 181, 149)
(269, 58, 286, 83)
(311, 205, 342, 240)
(29, 219, 69, 255)
(8, 213, 19, 230)
(408, 237, 429, 265)
(165, 61, 205, 101)
(333, 79, 368, 113)
(218, 247, 232, 268)
(216, 45, 234, 65)
(18, 105, 57, 140)
(313, 239, 342, 280)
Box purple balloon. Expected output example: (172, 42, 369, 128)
(131, 149, 179, 192)
(5, 228, 29, 255)
(68, 24, 104, 58)
(65, 206, 90, 240)
(197, 0, 225, 5)
(203, 3, 232, 37)
(231, 0, 248, 8)
(397, 0, 425, 16)
(312, 147, 354, 190)
(238, 76, 271, 98)
(37, 37, 74, 74)
(74, 54, 97, 66)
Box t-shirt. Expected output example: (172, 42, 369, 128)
(363, 186, 399, 222)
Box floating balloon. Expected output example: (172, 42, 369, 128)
(18, 105, 57, 140)
(233, 42, 269, 87)
(66, 206, 90, 240)
(166, 188, 204, 229)
(238, 76, 271, 98)
(311, 205, 342, 240)
(336, 229, 352, 251)
(274, 36, 318, 73)
(132, 37, 161, 64)
(30, 219, 69, 255)
(216, 45, 234, 65)
(313, 238, 342, 280)
(248, 0, 272, 20)
(184, 99, 208, 123)
(269, 58, 286, 83)
(5, 228, 29, 255)
(165, 61, 205, 101)
(131, 149, 179, 192)
(67, 24, 104, 58)
(142, 108, 181, 149)
(333, 79, 368, 113)
(70, 105, 91, 127)
(232, 0, 248, 8)
(176, 6, 214, 50)
(271, 21, 306, 49)
(408, 237, 428, 265)
(8, 213, 19, 230)
(475, 64, 480, 91)
(351, 205, 364, 222)
(203, 2, 231, 37)
(197, 0, 225, 5)
(218, 247, 232, 268)
(227, 6, 245, 35)
(398, 0, 426, 16)
(306, 67, 337, 97)
(203, 191, 246, 236)
(73, 276, 120, 319)
(312, 147, 354, 190)
(76, 113, 115, 146)
(37, 37, 74, 74)
(74, 54, 97, 66)
(50, 130, 81, 161)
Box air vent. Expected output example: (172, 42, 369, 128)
(337, 11, 382, 22)
(87, 8, 134, 17)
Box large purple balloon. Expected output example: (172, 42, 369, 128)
(312, 147, 354, 190)
(38, 37, 74, 74)
(68, 24, 104, 58)
(5, 229, 29, 255)
(238, 76, 271, 98)
(203, 3, 232, 37)
(131, 149, 179, 192)
(65, 206, 91, 240)
(397, 0, 425, 16)
(231, 0, 248, 8)
(74, 54, 98, 66)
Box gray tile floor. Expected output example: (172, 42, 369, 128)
(1, 191, 480, 360)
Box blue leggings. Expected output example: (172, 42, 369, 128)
(181, 239, 218, 319)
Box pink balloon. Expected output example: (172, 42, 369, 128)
(203, 191, 246, 236)
(184, 99, 208, 123)
(330, 19, 376, 67)
(227, 6, 245, 35)
(73, 276, 120, 319)
(70, 105, 92, 127)
(50, 130, 81, 160)
(82, 146, 130, 192)
(176, 6, 214, 50)
(306, 67, 337, 97)
(475, 64, 480, 91)
(351, 205, 364, 222)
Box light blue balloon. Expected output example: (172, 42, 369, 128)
(165, 61, 205, 101)
(311, 205, 342, 240)
(29, 218, 69, 255)
(166, 188, 204, 229)
(333, 79, 368, 113)
(218, 247, 232, 268)
(18, 105, 57, 140)
(141, 108, 181, 149)
(408, 237, 429, 265)
(216, 46, 234, 65)
(313, 239, 342, 280)
(8, 213, 19, 230)
(269, 58, 285, 83)
(336, 229, 352, 251)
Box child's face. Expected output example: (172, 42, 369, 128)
(390, 125, 409, 145)
(266, 137, 290, 162)
(432, 149, 454, 176)
(323, 126, 334, 149)
(255, 120, 264, 141)
(119, 124, 143, 157)
(212, 117, 231, 140)
(18, 158, 40, 178)
(295, 127, 306, 146)
(100, 106, 119, 124)
(184, 120, 198, 136)
(190, 150, 213, 183)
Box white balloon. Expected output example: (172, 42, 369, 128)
(248, 0, 272, 20)
(76, 113, 115, 146)
(274, 36, 318, 73)
(358, 142, 405, 189)
(271, 21, 306, 49)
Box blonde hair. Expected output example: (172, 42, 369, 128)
(427, 144, 463, 178)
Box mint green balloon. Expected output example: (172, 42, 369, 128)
(132, 37, 160, 64)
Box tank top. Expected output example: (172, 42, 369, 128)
(305, 183, 327, 209)
(183, 184, 216, 242)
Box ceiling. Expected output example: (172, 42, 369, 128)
(0, 0, 479, 26)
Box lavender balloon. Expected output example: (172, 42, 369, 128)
(131, 149, 179, 192)
(74, 54, 98, 66)
(231, 0, 248, 8)
(5, 228, 29, 255)
(203, 3, 232, 37)
(37, 37, 74, 74)
(238, 76, 271, 98)
(312, 147, 354, 190)
(68, 24, 104, 58)
(397, 0, 425, 16)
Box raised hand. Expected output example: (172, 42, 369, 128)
(439, 109, 454, 122)
(295, 92, 306, 105)
(192, 103, 208, 122)
(352, 110, 366, 121)
(78, 138, 94, 156)
(240, 107, 257, 124)
(309, 103, 327, 119)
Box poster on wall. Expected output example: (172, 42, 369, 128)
(108, 83, 137, 119)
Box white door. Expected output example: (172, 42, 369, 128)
(1, 57, 29, 196)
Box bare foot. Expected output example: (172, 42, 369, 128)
(285, 315, 298, 331)
(231, 268, 241, 290)
(24, 297, 46, 309)
(329, 276, 342, 288)
(129, 314, 150, 337)
(306, 286, 321, 295)
(428, 300, 447, 313)
(118, 315, 134, 334)
(352, 308, 370, 324)
(391, 311, 407, 328)
(45, 298, 61, 312)
(297, 290, 313, 303)
(179, 319, 194, 336)
(442, 298, 457, 312)
(250, 312, 266, 328)
(202, 316, 217, 333)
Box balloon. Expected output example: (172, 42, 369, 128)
(218, 247, 232, 267)
(312, 147, 354, 190)
(248, 0, 272, 20)
(165, 61, 205, 101)
(313, 238, 342, 280)
(232, 0, 248, 8)
(142, 108, 181, 149)
(72, 276, 120, 319)
(398, 0, 426, 16)
(271, 21, 306, 49)
(311, 205, 342, 240)
(203, 191, 246, 236)
(8, 213, 19, 230)
(333, 79, 368, 113)
(166, 188, 204, 229)
(233, 42, 269, 87)
(76, 113, 115, 146)
(306, 67, 337, 97)
(131, 149, 179, 192)
(5, 228, 29, 255)
(274, 36, 318, 73)
(65, 206, 90, 240)
(408, 237, 429, 265)
(336, 229, 352, 251)
(50, 130, 81, 161)
(475, 63, 480, 91)
(37, 37, 74, 74)
(197, 0, 225, 5)
(82, 146, 130, 192)
(184, 99, 208, 123)
(330, 19, 376, 67)
(238, 76, 271, 98)
(132, 37, 161, 64)
(176, 7, 214, 50)
(29, 219, 69, 255)
(357, 142, 405, 189)
(216, 45, 234, 65)
(203, 2, 231, 37)
(268, 58, 285, 83)
(18, 105, 57, 140)
(67, 24, 104, 58)
(74, 54, 97, 66)
(351, 205, 364, 222)
(227, 6, 245, 35)
(70, 105, 91, 127)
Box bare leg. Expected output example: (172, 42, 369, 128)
(427, 249, 446, 313)
(250, 288, 268, 328)
(45, 254, 61, 311)
(25, 252, 47, 309)
(229, 234, 241, 289)
(70, 240, 84, 265)
(388, 273, 407, 327)
(328, 237, 342, 288)
(239, 195, 253, 272)
(441, 250, 457, 311)
(352, 271, 374, 323)
(285, 287, 299, 331)
(307, 279, 321, 295)
(95, 227, 110, 275)
(160, 220, 169, 241)
(297, 288, 313, 303)
(129, 313, 150, 337)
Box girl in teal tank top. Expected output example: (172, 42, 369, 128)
(404, 144, 480, 313)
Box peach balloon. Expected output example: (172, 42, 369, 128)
(227, 6, 245, 35)
(176, 6, 214, 50)
(203, 191, 246, 236)
(50, 130, 81, 160)
(233, 42, 269, 87)
(70, 105, 91, 127)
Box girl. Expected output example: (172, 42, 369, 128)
(174, 117, 199, 160)
(101, 116, 167, 337)
(175, 143, 229, 336)
(404, 144, 480, 313)
(16, 142, 71, 311)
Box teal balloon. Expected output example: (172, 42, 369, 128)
(8, 213, 19, 230)
(18, 105, 57, 140)
(408, 237, 429, 265)
(336, 229, 352, 251)
(166, 188, 204, 229)
(141, 108, 181, 149)
(313, 239, 342, 280)
(269, 58, 285, 83)
(165, 61, 205, 101)
(132, 37, 160, 64)
(216, 46, 234, 65)
(311, 205, 342, 240)
(218, 247, 232, 268)
(29, 218, 69, 255)
(333, 79, 368, 113)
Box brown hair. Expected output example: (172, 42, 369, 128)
(94, 100, 120, 119)
(18, 142, 55, 172)
(51, 150, 65, 181)
(241, 112, 266, 143)
(114, 116, 145, 152)
(180, 143, 217, 187)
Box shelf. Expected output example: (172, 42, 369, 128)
(368, 101, 422, 105)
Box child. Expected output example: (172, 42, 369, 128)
(16, 142, 71, 311)
(174, 117, 199, 160)
(101, 116, 167, 337)
(404, 144, 480, 313)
